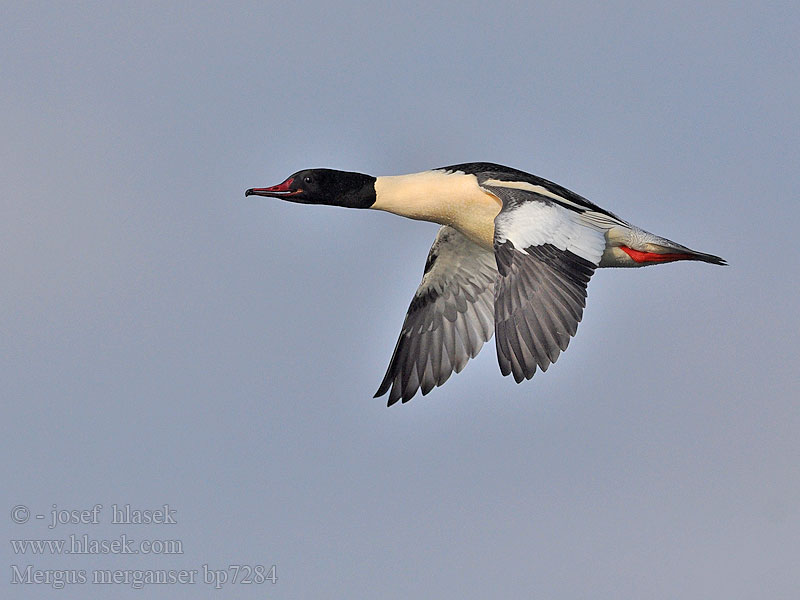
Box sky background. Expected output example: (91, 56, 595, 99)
(2, 1, 799, 598)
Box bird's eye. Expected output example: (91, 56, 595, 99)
(303, 176, 313, 184)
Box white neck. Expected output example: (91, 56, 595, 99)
(371, 170, 501, 249)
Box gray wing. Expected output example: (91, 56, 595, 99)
(484, 181, 607, 382)
(375, 226, 497, 405)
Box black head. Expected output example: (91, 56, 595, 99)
(245, 168, 376, 209)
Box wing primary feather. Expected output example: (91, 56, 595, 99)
(375, 226, 498, 405)
(491, 184, 601, 383)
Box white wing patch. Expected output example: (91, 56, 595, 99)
(495, 202, 606, 265)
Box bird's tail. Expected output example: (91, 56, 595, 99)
(601, 224, 727, 267)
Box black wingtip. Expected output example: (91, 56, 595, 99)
(696, 253, 727, 266)
(374, 384, 399, 407)
(374, 381, 390, 399)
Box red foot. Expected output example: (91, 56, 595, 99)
(620, 246, 695, 263)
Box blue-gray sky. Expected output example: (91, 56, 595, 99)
(3, 2, 799, 598)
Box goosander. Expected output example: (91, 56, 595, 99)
(246, 162, 725, 405)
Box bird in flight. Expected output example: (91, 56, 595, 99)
(246, 162, 725, 405)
